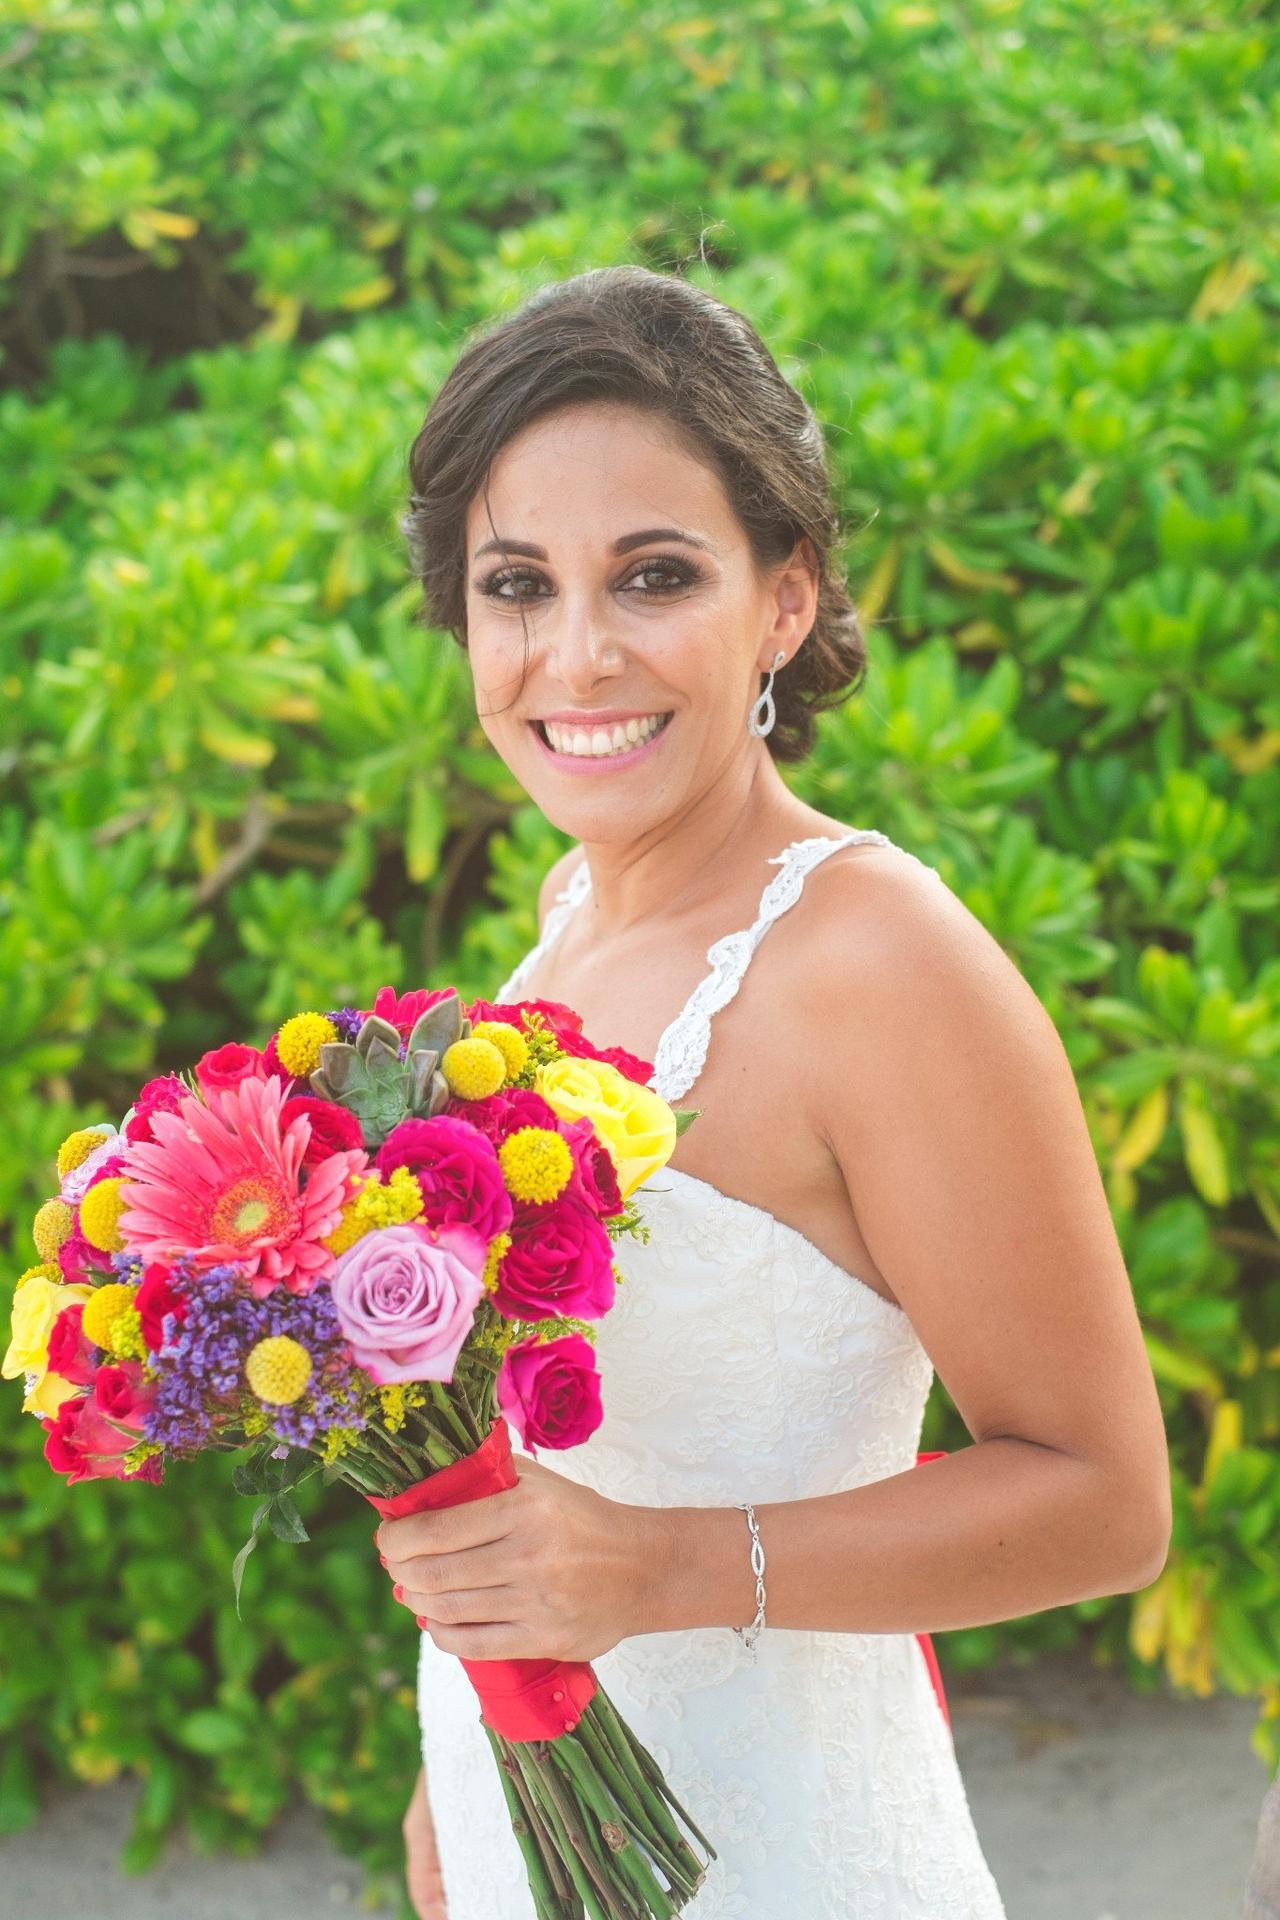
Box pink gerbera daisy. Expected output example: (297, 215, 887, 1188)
(117, 1074, 369, 1299)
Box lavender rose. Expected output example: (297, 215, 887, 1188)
(328, 1222, 488, 1385)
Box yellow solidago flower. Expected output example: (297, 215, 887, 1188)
(320, 1424, 361, 1466)
(481, 1230, 512, 1300)
(497, 1126, 574, 1205)
(275, 1012, 339, 1079)
(440, 1036, 506, 1101)
(245, 1335, 312, 1405)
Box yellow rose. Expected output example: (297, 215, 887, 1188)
(534, 1056, 677, 1201)
(2, 1275, 93, 1382)
(22, 1366, 83, 1419)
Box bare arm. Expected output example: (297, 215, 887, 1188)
(638, 851, 1172, 1638)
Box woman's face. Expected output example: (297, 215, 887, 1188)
(462, 401, 815, 838)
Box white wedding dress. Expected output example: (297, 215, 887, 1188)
(416, 831, 1008, 1918)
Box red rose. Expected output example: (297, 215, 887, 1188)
(45, 1304, 98, 1386)
(280, 1094, 364, 1168)
(134, 1264, 189, 1351)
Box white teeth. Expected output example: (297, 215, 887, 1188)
(543, 712, 670, 757)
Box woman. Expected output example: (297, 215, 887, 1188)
(377, 265, 1172, 1918)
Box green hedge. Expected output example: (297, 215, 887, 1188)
(3, 0, 1278, 1907)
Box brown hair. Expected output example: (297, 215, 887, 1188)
(399, 264, 867, 764)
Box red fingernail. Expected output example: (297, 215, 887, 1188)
(415, 1615, 428, 1628)
(393, 1583, 403, 1601)
(379, 1553, 388, 1568)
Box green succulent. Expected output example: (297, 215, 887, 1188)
(307, 992, 475, 1148)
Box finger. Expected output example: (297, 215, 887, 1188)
(394, 1538, 519, 1597)
(419, 1615, 532, 1660)
(379, 1489, 517, 1561)
(401, 1582, 523, 1627)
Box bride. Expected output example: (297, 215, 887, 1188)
(377, 264, 1173, 1918)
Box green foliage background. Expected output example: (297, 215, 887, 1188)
(2, 0, 1278, 1906)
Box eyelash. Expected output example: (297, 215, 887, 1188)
(474, 553, 704, 603)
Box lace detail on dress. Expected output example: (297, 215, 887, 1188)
(646, 831, 892, 1103)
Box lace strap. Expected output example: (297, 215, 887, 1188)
(646, 831, 894, 1105)
(494, 854, 590, 1002)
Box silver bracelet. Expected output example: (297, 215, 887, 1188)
(732, 1502, 767, 1659)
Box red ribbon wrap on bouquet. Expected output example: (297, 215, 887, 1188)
(914, 1450, 951, 1732)
(364, 1413, 598, 1743)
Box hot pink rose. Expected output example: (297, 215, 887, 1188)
(124, 1075, 190, 1146)
(195, 1041, 268, 1098)
(451, 1086, 561, 1148)
(56, 1219, 115, 1285)
(261, 1031, 303, 1090)
(558, 1116, 624, 1219)
(491, 1202, 615, 1323)
(496, 1333, 603, 1457)
(376, 1116, 513, 1241)
(328, 1222, 488, 1385)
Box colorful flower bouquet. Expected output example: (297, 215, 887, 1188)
(4, 985, 716, 1917)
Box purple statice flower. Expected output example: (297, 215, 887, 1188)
(140, 1257, 370, 1454)
(326, 1007, 364, 1043)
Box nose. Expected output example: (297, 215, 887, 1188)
(546, 594, 624, 694)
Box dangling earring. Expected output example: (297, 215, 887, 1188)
(747, 649, 786, 738)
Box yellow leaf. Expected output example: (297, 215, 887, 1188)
(857, 538, 900, 625)
(138, 207, 199, 239)
(1177, 1081, 1231, 1206)
(339, 275, 395, 312)
(1112, 1083, 1168, 1172)
(198, 719, 276, 768)
(362, 218, 401, 249)
(1129, 1567, 1169, 1662)
(924, 535, 1018, 593)
(1200, 1399, 1242, 1494)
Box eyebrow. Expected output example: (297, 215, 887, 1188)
(472, 527, 715, 563)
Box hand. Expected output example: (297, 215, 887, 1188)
(404, 1764, 449, 1920)
(374, 1452, 664, 1663)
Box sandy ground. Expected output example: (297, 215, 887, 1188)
(1, 1645, 1268, 1918)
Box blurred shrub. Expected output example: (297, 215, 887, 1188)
(3, 0, 1278, 1906)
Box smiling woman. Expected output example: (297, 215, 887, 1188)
(382, 263, 1170, 1920)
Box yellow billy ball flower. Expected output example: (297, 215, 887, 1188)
(440, 1036, 507, 1101)
(81, 1283, 140, 1354)
(275, 1012, 339, 1079)
(471, 1019, 528, 1080)
(33, 1198, 75, 1263)
(497, 1126, 575, 1205)
(245, 1335, 313, 1406)
(56, 1128, 113, 1181)
(78, 1177, 130, 1253)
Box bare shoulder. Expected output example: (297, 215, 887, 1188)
(536, 843, 586, 936)
(798, 838, 1170, 1566)
(799, 836, 1060, 1061)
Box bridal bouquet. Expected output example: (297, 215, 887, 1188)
(4, 984, 716, 1917)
